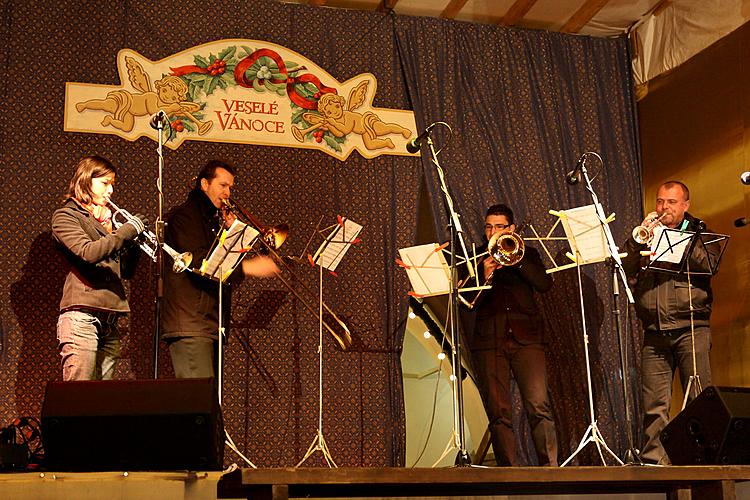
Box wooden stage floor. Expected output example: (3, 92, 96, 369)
(0, 466, 749, 500)
(217, 466, 750, 500)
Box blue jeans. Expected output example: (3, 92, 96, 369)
(57, 310, 121, 381)
(641, 326, 712, 464)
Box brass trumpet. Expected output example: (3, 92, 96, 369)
(462, 231, 525, 309)
(632, 213, 667, 245)
(107, 200, 193, 273)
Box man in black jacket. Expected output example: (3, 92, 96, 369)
(162, 160, 277, 378)
(623, 180, 718, 465)
(470, 204, 558, 466)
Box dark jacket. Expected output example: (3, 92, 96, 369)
(161, 189, 236, 339)
(622, 212, 717, 332)
(52, 198, 140, 313)
(472, 246, 552, 348)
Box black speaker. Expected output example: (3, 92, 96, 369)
(41, 378, 224, 471)
(661, 385, 750, 465)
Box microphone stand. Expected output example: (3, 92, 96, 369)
(152, 115, 166, 378)
(422, 123, 475, 466)
(571, 152, 640, 465)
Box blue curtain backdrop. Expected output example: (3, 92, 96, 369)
(395, 16, 643, 464)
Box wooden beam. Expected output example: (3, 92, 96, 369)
(307, 0, 328, 5)
(560, 0, 611, 33)
(500, 0, 538, 26)
(440, 0, 469, 19)
(377, 0, 399, 12)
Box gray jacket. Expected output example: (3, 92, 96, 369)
(52, 198, 140, 313)
(622, 213, 717, 332)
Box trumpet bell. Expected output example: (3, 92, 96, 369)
(171, 251, 193, 273)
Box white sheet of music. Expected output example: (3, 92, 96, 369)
(650, 227, 691, 264)
(313, 218, 363, 272)
(200, 219, 260, 282)
(398, 243, 451, 297)
(560, 204, 610, 264)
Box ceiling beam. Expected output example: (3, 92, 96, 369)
(377, 0, 399, 12)
(307, 0, 328, 5)
(560, 0, 611, 33)
(500, 0, 538, 26)
(440, 0, 469, 19)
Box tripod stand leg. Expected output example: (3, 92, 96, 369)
(561, 424, 593, 467)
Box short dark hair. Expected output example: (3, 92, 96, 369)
(65, 155, 117, 204)
(660, 180, 690, 200)
(195, 160, 236, 190)
(485, 204, 514, 224)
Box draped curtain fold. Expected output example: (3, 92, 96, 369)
(395, 16, 644, 464)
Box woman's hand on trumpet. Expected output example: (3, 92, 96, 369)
(241, 255, 280, 278)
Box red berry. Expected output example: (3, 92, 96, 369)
(315, 136, 322, 143)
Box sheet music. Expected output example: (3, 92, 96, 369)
(650, 227, 691, 264)
(313, 218, 363, 272)
(398, 243, 451, 297)
(560, 204, 610, 264)
(200, 219, 260, 282)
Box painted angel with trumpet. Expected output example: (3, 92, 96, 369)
(75, 56, 212, 135)
(292, 81, 411, 150)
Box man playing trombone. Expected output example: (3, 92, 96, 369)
(469, 204, 558, 466)
(161, 160, 278, 379)
(52, 155, 146, 381)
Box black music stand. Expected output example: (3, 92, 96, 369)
(199, 219, 259, 467)
(645, 226, 729, 404)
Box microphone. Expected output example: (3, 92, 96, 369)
(741, 171, 750, 185)
(149, 110, 167, 130)
(406, 123, 437, 154)
(565, 154, 587, 185)
(735, 217, 750, 228)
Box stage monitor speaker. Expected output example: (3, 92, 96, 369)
(660, 385, 750, 465)
(41, 378, 224, 471)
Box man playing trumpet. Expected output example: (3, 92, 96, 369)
(469, 204, 558, 466)
(623, 181, 716, 465)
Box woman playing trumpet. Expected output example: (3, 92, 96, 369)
(51, 156, 146, 381)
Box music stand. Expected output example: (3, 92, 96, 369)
(297, 216, 362, 468)
(397, 242, 485, 466)
(552, 204, 624, 467)
(198, 219, 259, 468)
(645, 227, 728, 406)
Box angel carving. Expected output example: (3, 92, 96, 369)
(292, 81, 411, 150)
(75, 56, 212, 135)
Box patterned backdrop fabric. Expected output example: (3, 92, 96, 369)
(0, 0, 641, 467)
(395, 17, 644, 464)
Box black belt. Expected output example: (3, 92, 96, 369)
(67, 308, 121, 325)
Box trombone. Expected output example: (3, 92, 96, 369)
(107, 200, 193, 273)
(221, 197, 352, 350)
(461, 230, 525, 310)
